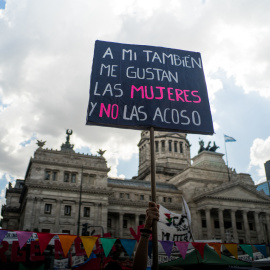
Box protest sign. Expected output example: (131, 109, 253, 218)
(86, 40, 214, 134)
(158, 205, 192, 242)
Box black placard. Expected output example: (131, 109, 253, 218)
(86, 40, 214, 134)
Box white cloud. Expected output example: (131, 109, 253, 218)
(249, 136, 270, 183)
(0, 0, 270, 206)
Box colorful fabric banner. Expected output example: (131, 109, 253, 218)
(158, 205, 192, 242)
(254, 245, 267, 258)
(80, 236, 98, 257)
(192, 242, 206, 259)
(120, 239, 136, 257)
(16, 231, 33, 249)
(208, 243, 222, 258)
(75, 237, 86, 256)
(100, 238, 117, 257)
(0, 230, 8, 244)
(57, 235, 77, 257)
(11, 241, 26, 262)
(159, 240, 174, 258)
(30, 241, 45, 262)
(239, 244, 253, 258)
(175, 241, 189, 259)
(224, 244, 238, 259)
(37, 233, 55, 254)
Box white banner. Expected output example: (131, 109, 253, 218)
(158, 205, 192, 242)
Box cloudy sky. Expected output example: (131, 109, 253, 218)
(1, 0, 270, 210)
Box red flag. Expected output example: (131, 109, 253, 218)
(37, 233, 55, 254)
(192, 242, 206, 259)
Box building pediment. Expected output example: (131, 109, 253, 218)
(193, 181, 270, 204)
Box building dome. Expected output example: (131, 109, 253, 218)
(137, 131, 191, 181)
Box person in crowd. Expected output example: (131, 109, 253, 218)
(133, 201, 160, 270)
(133, 202, 184, 270)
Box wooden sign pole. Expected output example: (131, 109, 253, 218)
(150, 127, 159, 270)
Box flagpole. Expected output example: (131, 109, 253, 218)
(224, 137, 231, 181)
(150, 126, 159, 270)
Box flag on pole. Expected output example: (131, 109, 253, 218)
(224, 134, 236, 142)
(158, 205, 192, 242)
(182, 196, 191, 226)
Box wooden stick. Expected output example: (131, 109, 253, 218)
(150, 127, 159, 270)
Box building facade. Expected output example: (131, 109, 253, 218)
(2, 131, 270, 244)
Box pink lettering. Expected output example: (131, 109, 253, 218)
(111, 104, 119, 119)
(99, 103, 111, 117)
(167, 87, 175, 101)
(183, 90, 192, 102)
(145, 86, 154, 99)
(175, 89, 185, 102)
(155, 86, 164, 99)
(131, 85, 144, 99)
(191, 90, 201, 103)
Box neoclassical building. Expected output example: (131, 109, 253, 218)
(2, 130, 270, 244)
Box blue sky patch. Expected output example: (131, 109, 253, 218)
(0, 0, 6, 9)
(20, 134, 37, 147)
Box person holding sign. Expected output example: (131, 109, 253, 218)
(133, 201, 160, 270)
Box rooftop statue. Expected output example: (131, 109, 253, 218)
(97, 149, 106, 156)
(36, 140, 46, 148)
(61, 129, 75, 152)
(66, 129, 72, 144)
(198, 139, 219, 153)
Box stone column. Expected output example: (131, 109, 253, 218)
(54, 199, 61, 233)
(115, 215, 119, 237)
(265, 212, 270, 244)
(196, 210, 203, 240)
(242, 210, 250, 244)
(33, 197, 41, 230)
(230, 209, 238, 243)
(218, 208, 225, 242)
(23, 197, 34, 231)
(189, 208, 197, 239)
(93, 203, 98, 224)
(74, 200, 79, 235)
(259, 212, 267, 243)
(205, 208, 212, 239)
(254, 211, 262, 243)
(119, 213, 123, 238)
(101, 203, 108, 234)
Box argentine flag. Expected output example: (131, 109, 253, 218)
(224, 134, 236, 142)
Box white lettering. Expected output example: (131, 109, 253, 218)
(102, 47, 113, 59)
(153, 107, 164, 122)
(122, 49, 132, 60)
(192, 111, 201, 125)
(180, 110, 190, 125)
(88, 102, 97, 116)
